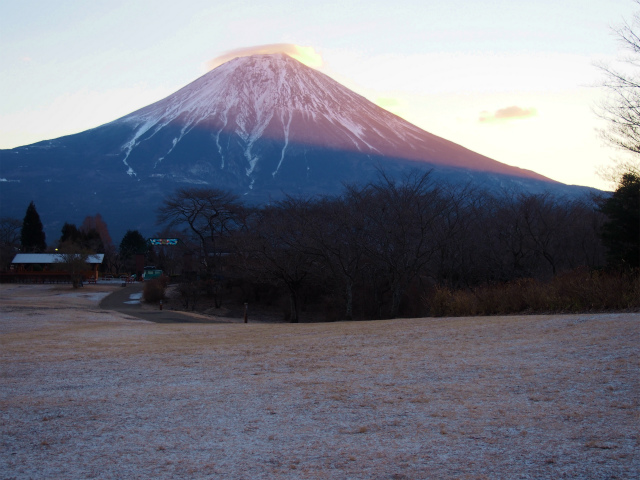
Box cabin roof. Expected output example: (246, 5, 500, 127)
(12, 253, 105, 264)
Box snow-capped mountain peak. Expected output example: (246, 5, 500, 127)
(2, 52, 573, 241)
(111, 53, 551, 185)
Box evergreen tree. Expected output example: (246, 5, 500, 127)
(599, 172, 640, 269)
(119, 230, 148, 260)
(60, 223, 81, 245)
(81, 213, 112, 249)
(80, 228, 105, 253)
(119, 230, 148, 276)
(20, 201, 46, 252)
(58, 223, 104, 253)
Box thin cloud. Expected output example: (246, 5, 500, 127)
(479, 106, 537, 123)
(205, 44, 323, 71)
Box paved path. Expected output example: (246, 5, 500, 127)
(99, 283, 226, 323)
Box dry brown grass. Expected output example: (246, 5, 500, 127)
(1, 284, 638, 479)
(426, 269, 640, 316)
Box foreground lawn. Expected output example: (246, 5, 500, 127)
(1, 285, 638, 479)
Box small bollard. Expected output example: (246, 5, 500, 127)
(244, 303, 248, 323)
(159, 300, 163, 311)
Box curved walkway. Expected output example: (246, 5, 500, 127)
(99, 283, 226, 324)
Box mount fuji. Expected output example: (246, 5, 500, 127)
(0, 53, 587, 240)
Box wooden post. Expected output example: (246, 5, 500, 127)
(244, 303, 248, 323)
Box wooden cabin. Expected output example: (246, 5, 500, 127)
(8, 253, 105, 283)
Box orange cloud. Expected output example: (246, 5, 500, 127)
(205, 44, 323, 71)
(479, 106, 537, 123)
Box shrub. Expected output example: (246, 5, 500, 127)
(143, 278, 167, 303)
(423, 269, 640, 317)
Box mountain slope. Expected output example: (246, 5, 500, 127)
(0, 54, 583, 241)
(102, 53, 552, 186)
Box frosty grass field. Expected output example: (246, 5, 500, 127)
(1, 284, 638, 479)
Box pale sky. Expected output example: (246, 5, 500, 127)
(1, 0, 636, 190)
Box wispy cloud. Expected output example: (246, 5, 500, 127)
(204, 44, 323, 71)
(479, 106, 537, 123)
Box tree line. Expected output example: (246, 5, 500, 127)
(153, 170, 637, 321)
(0, 204, 151, 280)
(1, 168, 637, 317)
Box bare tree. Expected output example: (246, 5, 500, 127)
(567, 198, 606, 270)
(355, 171, 445, 318)
(55, 249, 90, 288)
(597, 2, 640, 181)
(471, 191, 605, 282)
(151, 228, 193, 277)
(0, 217, 21, 270)
(158, 188, 244, 270)
(239, 198, 318, 322)
(157, 187, 248, 308)
(304, 194, 369, 320)
(431, 184, 487, 288)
